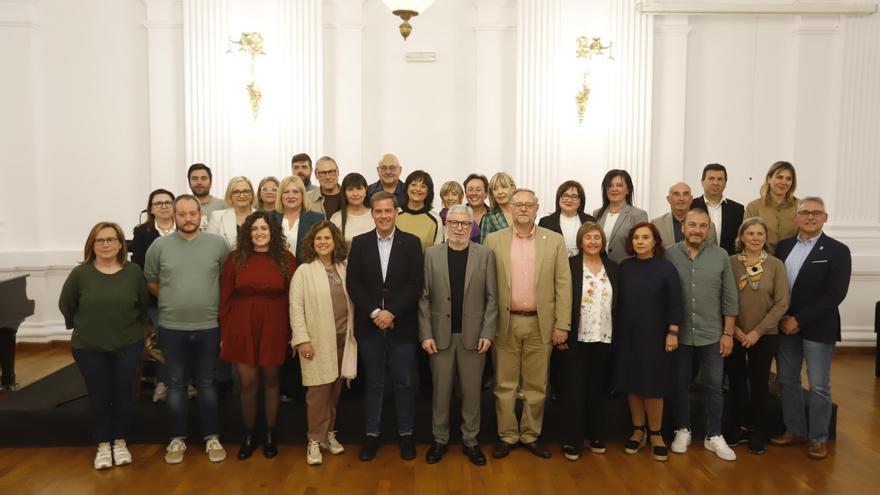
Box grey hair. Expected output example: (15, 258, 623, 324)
(798, 196, 826, 211)
(735, 216, 769, 253)
(511, 188, 538, 204)
(446, 204, 473, 220)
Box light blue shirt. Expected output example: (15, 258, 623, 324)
(784, 232, 821, 290)
(370, 228, 396, 319)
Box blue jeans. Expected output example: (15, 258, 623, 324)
(359, 332, 418, 436)
(72, 339, 144, 444)
(157, 326, 220, 440)
(673, 341, 724, 437)
(777, 334, 835, 443)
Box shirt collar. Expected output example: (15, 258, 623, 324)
(679, 240, 707, 259)
(377, 227, 396, 242)
(704, 195, 726, 208)
(797, 231, 822, 244)
(513, 223, 536, 240)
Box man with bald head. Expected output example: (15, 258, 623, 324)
(652, 182, 717, 248)
(367, 153, 407, 208)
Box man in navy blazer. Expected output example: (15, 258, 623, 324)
(770, 196, 851, 460)
(346, 191, 424, 462)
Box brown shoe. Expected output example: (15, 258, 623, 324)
(808, 442, 828, 459)
(769, 432, 807, 446)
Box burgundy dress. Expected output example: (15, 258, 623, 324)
(220, 252, 297, 366)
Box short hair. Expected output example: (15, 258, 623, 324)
(82, 221, 128, 265)
(625, 221, 665, 257)
(684, 207, 710, 223)
(223, 176, 256, 208)
(797, 196, 826, 211)
(760, 161, 798, 207)
(174, 194, 201, 212)
(701, 163, 728, 181)
(488, 172, 516, 209)
(370, 190, 397, 208)
(187, 163, 212, 181)
(299, 220, 348, 264)
(140, 188, 176, 229)
(463, 173, 489, 194)
(554, 180, 586, 214)
(734, 216, 769, 253)
(511, 188, 538, 204)
(256, 176, 280, 210)
(403, 170, 435, 211)
(439, 181, 464, 201)
(291, 153, 312, 167)
(446, 204, 473, 221)
(597, 169, 635, 219)
(315, 155, 338, 169)
(575, 221, 606, 253)
(276, 175, 312, 213)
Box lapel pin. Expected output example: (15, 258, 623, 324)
(542, 235, 546, 240)
(819, 246, 824, 250)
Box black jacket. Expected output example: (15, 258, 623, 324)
(690, 196, 744, 256)
(566, 254, 619, 346)
(538, 211, 597, 237)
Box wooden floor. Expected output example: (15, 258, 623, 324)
(0, 348, 877, 495)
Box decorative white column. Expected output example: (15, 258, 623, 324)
(515, 0, 561, 207)
(144, 0, 185, 192)
(607, 0, 655, 209)
(475, 0, 516, 173)
(183, 0, 231, 190)
(277, 0, 323, 169)
(323, 0, 362, 171)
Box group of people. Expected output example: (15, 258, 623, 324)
(58, 154, 851, 472)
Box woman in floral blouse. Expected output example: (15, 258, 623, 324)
(559, 222, 619, 461)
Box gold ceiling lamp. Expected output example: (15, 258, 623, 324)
(382, 0, 435, 40)
(575, 36, 613, 123)
(227, 32, 266, 120)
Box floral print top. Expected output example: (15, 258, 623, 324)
(579, 267, 613, 344)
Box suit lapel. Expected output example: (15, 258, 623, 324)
(366, 230, 384, 284)
(462, 243, 474, 294)
(792, 233, 826, 293)
(439, 243, 451, 295)
(609, 205, 631, 243)
(535, 227, 546, 284)
(500, 229, 512, 288)
(384, 230, 403, 282)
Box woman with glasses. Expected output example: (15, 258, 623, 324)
(59, 222, 150, 470)
(745, 161, 799, 254)
(330, 172, 373, 246)
(539, 180, 596, 257)
(256, 177, 280, 211)
(273, 176, 325, 262)
(208, 176, 257, 248)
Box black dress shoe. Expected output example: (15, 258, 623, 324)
(425, 442, 447, 464)
(237, 432, 256, 460)
(462, 444, 487, 466)
(400, 435, 417, 460)
(492, 441, 515, 459)
(263, 428, 278, 458)
(521, 441, 551, 459)
(359, 435, 380, 461)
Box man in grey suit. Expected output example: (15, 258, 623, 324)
(652, 182, 717, 248)
(419, 205, 498, 466)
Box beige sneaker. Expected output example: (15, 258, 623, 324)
(94, 443, 113, 470)
(112, 440, 132, 466)
(206, 436, 226, 462)
(165, 438, 186, 464)
(321, 431, 345, 454)
(307, 439, 323, 465)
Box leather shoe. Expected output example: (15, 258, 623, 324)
(520, 441, 551, 459)
(237, 432, 256, 460)
(770, 432, 807, 446)
(263, 428, 278, 459)
(808, 441, 828, 459)
(425, 442, 447, 464)
(463, 444, 487, 466)
(400, 435, 417, 460)
(359, 435, 380, 461)
(492, 441, 515, 459)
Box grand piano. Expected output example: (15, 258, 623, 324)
(0, 275, 35, 391)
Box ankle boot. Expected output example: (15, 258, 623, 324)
(263, 427, 278, 458)
(238, 432, 256, 460)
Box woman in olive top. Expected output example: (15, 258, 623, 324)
(59, 222, 150, 470)
(395, 170, 444, 251)
(727, 217, 790, 454)
(745, 161, 799, 254)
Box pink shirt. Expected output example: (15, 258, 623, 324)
(510, 224, 537, 312)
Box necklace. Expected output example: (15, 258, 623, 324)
(736, 250, 768, 290)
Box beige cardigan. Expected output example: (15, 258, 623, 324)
(289, 260, 357, 387)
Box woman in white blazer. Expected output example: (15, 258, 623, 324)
(207, 176, 256, 248)
(592, 169, 649, 264)
(289, 220, 357, 466)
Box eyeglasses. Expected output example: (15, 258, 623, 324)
(797, 210, 826, 218)
(378, 166, 399, 173)
(152, 201, 173, 208)
(560, 193, 580, 201)
(95, 237, 119, 245)
(316, 169, 338, 177)
(260, 187, 278, 193)
(231, 189, 253, 197)
(447, 220, 473, 229)
(512, 202, 536, 210)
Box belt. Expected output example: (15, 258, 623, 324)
(510, 310, 538, 317)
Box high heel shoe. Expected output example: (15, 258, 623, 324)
(624, 426, 646, 454)
(263, 427, 278, 458)
(238, 432, 256, 460)
(649, 430, 668, 461)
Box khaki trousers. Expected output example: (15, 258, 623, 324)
(305, 343, 344, 442)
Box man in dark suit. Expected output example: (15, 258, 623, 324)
(770, 196, 851, 460)
(346, 191, 424, 462)
(419, 205, 498, 466)
(691, 163, 745, 255)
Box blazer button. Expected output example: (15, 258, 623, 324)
(447, 297, 450, 301)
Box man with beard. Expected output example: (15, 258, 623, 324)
(291, 153, 316, 192)
(144, 195, 230, 465)
(187, 164, 225, 222)
(665, 208, 739, 461)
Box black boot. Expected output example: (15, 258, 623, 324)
(238, 432, 256, 460)
(263, 427, 278, 458)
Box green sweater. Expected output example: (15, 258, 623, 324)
(58, 262, 149, 351)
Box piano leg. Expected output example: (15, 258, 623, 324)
(0, 327, 16, 390)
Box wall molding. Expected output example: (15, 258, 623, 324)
(637, 1, 878, 16)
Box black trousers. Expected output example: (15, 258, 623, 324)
(561, 341, 610, 446)
(726, 334, 778, 435)
(0, 327, 16, 387)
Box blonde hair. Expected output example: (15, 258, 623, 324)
(256, 176, 280, 210)
(82, 222, 128, 265)
(439, 181, 464, 203)
(275, 175, 312, 213)
(223, 176, 256, 208)
(488, 172, 516, 210)
(760, 161, 798, 207)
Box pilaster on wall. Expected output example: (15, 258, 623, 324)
(475, 0, 516, 172)
(324, 0, 362, 171)
(515, 0, 561, 207)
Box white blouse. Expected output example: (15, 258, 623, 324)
(559, 213, 582, 257)
(578, 266, 613, 344)
(282, 216, 300, 255)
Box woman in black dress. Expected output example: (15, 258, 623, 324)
(614, 222, 683, 461)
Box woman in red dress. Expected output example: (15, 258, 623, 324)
(220, 211, 297, 460)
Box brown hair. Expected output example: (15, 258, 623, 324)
(299, 221, 348, 264)
(576, 221, 607, 253)
(82, 222, 128, 265)
(625, 221, 665, 257)
(231, 211, 294, 281)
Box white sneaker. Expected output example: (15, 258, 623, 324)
(165, 438, 186, 464)
(307, 439, 323, 465)
(704, 435, 737, 461)
(94, 443, 113, 470)
(321, 431, 345, 454)
(112, 440, 132, 466)
(671, 428, 692, 454)
(205, 436, 227, 462)
(152, 382, 167, 402)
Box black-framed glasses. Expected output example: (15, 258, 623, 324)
(231, 189, 253, 197)
(95, 237, 119, 245)
(151, 201, 173, 208)
(316, 169, 338, 177)
(447, 220, 473, 229)
(560, 193, 580, 201)
(797, 210, 826, 218)
(512, 202, 536, 210)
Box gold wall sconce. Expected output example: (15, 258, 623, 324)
(575, 36, 613, 123)
(227, 32, 266, 120)
(382, 0, 435, 40)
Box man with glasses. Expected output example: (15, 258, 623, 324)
(307, 156, 343, 218)
(771, 197, 851, 460)
(484, 189, 571, 459)
(367, 153, 406, 208)
(419, 205, 498, 466)
(187, 164, 225, 228)
(291, 153, 316, 191)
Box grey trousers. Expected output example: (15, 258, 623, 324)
(430, 334, 485, 447)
